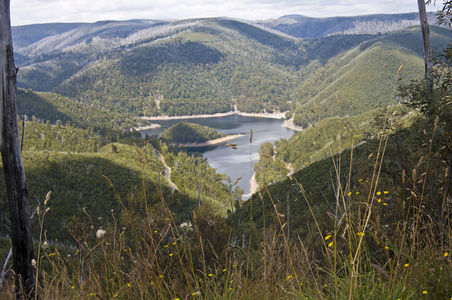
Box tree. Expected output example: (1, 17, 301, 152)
(0, 0, 36, 298)
(399, 0, 452, 246)
(418, 0, 433, 82)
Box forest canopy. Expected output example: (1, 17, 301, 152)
(160, 122, 226, 144)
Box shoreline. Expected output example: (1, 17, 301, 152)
(242, 173, 258, 199)
(137, 111, 289, 132)
(281, 119, 305, 132)
(133, 123, 161, 131)
(141, 110, 287, 121)
(168, 134, 243, 148)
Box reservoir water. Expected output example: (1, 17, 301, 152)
(140, 114, 297, 199)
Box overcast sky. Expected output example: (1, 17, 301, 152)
(10, 0, 438, 26)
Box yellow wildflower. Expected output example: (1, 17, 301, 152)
(347, 192, 352, 196)
(324, 235, 332, 240)
(208, 274, 213, 277)
(404, 263, 409, 267)
(286, 275, 293, 281)
(328, 242, 334, 247)
(357, 232, 364, 237)
(48, 253, 55, 257)
(376, 191, 381, 196)
(169, 253, 173, 257)
(422, 291, 427, 294)
(444, 252, 449, 257)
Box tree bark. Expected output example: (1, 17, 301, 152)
(418, 0, 433, 83)
(0, 0, 36, 298)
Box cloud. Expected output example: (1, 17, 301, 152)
(10, 0, 435, 26)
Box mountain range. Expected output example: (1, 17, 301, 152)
(11, 12, 448, 127)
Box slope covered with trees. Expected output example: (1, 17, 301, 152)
(12, 17, 448, 118)
(160, 122, 226, 144)
(0, 10, 451, 299)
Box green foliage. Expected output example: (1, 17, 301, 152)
(2, 15, 452, 300)
(292, 40, 424, 126)
(276, 105, 414, 172)
(254, 142, 288, 186)
(16, 89, 139, 131)
(17, 18, 413, 117)
(168, 151, 242, 213)
(0, 119, 239, 243)
(119, 41, 224, 76)
(397, 35, 452, 232)
(160, 122, 225, 144)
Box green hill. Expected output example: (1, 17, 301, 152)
(13, 17, 449, 120)
(16, 89, 138, 131)
(292, 26, 450, 126)
(15, 18, 438, 118)
(160, 122, 226, 144)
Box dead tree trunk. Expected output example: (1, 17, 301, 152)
(418, 0, 433, 83)
(0, 0, 36, 298)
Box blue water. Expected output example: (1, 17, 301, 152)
(140, 114, 297, 199)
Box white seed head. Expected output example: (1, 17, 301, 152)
(44, 191, 51, 206)
(96, 229, 106, 239)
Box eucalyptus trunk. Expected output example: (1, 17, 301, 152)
(0, 0, 36, 298)
(418, 0, 433, 83)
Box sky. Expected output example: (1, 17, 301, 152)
(10, 0, 438, 26)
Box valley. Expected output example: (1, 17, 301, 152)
(1, 9, 451, 299)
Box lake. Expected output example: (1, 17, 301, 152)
(140, 114, 297, 199)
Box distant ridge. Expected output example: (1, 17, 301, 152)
(9, 13, 450, 120)
(258, 12, 436, 38)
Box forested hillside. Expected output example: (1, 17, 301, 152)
(258, 12, 435, 38)
(12, 15, 447, 119)
(160, 122, 226, 144)
(16, 89, 138, 131)
(0, 10, 451, 299)
(0, 110, 241, 244)
(291, 26, 450, 127)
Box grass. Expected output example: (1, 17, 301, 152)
(1, 69, 452, 299)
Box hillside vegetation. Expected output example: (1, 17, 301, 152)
(160, 122, 226, 144)
(0, 12, 451, 300)
(259, 12, 434, 38)
(12, 17, 449, 120)
(16, 89, 139, 131)
(291, 26, 451, 127)
(0, 117, 241, 244)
